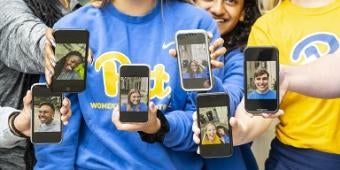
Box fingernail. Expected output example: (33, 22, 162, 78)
(50, 38, 56, 47)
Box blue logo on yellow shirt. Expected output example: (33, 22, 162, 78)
(291, 33, 339, 64)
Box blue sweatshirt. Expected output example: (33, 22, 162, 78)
(34, 1, 225, 170)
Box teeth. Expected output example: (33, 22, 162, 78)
(214, 19, 224, 23)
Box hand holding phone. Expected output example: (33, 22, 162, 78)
(119, 64, 150, 123)
(244, 46, 279, 114)
(50, 29, 89, 92)
(31, 83, 63, 143)
(197, 92, 233, 158)
(175, 29, 213, 91)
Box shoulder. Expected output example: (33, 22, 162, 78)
(54, 4, 102, 28)
(165, 1, 216, 28)
(252, 2, 287, 30)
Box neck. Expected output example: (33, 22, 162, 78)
(256, 89, 269, 94)
(291, 0, 335, 8)
(112, 0, 157, 16)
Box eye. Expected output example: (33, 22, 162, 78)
(224, 0, 236, 5)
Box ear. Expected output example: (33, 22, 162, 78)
(239, 9, 245, 22)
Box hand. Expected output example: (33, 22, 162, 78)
(230, 98, 284, 145)
(112, 102, 161, 134)
(169, 31, 226, 69)
(14, 90, 72, 137)
(44, 28, 93, 86)
(90, 0, 105, 7)
(192, 112, 201, 154)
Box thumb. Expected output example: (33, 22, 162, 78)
(23, 90, 32, 114)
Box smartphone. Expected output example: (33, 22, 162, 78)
(31, 83, 63, 143)
(119, 64, 150, 123)
(175, 29, 213, 91)
(197, 92, 233, 158)
(244, 46, 279, 113)
(51, 29, 89, 92)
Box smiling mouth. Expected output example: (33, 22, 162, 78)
(214, 18, 226, 23)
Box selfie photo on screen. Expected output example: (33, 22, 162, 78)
(54, 43, 86, 80)
(33, 96, 61, 133)
(199, 106, 230, 145)
(246, 61, 277, 99)
(120, 77, 148, 112)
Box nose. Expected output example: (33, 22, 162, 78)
(209, 1, 225, 16)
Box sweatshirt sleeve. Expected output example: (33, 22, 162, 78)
(221, 50, 244, 115)
(162, 92, 197, 152)
(34, 94, 82, 169)
(0, 107, 25, 148)
(0, 0, 46, 74)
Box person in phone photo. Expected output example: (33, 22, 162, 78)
(216, 125, 230, 144)
(37, 102, 60, 132)
(183, 59, 207, 79)
(248, 69, 276, 99)
(202, 122, 223, 145)
(121, 88, 147, 112)
(55, 51, 83, 80)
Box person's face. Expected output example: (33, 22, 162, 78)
(254, 73, 269, 92)
(64, 55, 81, 71)
(206, 124, 217, 140)
(217, 128, 225, 136)
(194, 0, 245, 35)
(190, 62, 199, 72)
(38, 105, 55, 124)
(130, 92, 141, 105)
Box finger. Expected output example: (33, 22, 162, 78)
(193, 132, 200, 144)
(45, 28, 55, 47)
(168, 49, 177, 58)
(196, 147, 200, 155)
(192, 111, 197, 121)
(210, 46, 227, 60)
(229, 117, 238, 128)
(207, 32, 213, 40)
(210, 60, 224, 69)
(91, 1, 103, 8)
(261, 109, 284, 118)
(209, 38, 224, 53)
(87, 48, 94, 64)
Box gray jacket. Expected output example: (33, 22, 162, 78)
(0, 0, 46, 169)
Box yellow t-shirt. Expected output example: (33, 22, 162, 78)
(248, 0, 340, 154)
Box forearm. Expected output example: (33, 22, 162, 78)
(0, 107, 25, 148)
(284, 50, 340, 98)
(0, 0, 46, 73)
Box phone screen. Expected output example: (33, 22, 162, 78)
(197, 93, 232, 158)
(119, 65, 149, 123)
(51, 29, 89, 92)
(244, 46, 279, 113)
(176, 30, 213, 91)
(31, 83, 62, 143)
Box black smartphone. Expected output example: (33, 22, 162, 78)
(51, 29, 89, 92)
(175, 29, 213, 91)
(119, 64, 150, 123)
(244, 46, 279, 113)
(197, 92, 233, 158)
(31, 83, 63, 143)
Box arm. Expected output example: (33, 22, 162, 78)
(282, 49, 340, 98)
(0, 0, 46, 73)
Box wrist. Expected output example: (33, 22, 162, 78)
(8, 112, 29, 138)
(138, 110, 169, 143)
(142, 118, 161, 134)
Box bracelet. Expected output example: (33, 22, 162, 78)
(138, 110, 169, 143)
(8, 111, 29, 138)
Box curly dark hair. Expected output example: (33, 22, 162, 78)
(23, 0, 63, 27)
(222, 0, 261, 50)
